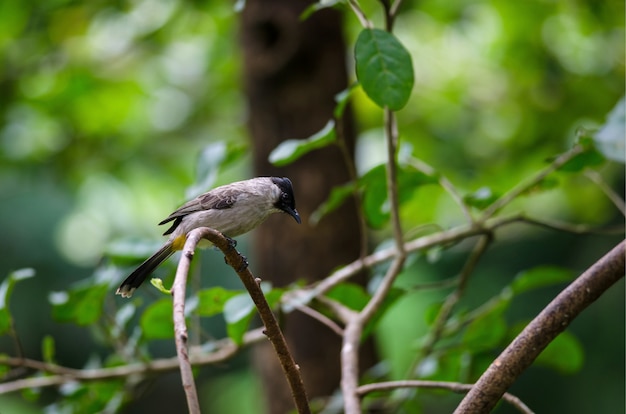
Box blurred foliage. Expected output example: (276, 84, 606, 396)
(0, 0, 624, 413)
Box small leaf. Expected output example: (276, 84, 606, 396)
(42, 335, 56, 364)
(196, 287, 240, 317)
(140, 299, 174, 340)
(594, 96, 625, 163)
(355, 28, 414, 110)
(326, 283, 370, 312)
(464, 187, 499, 210)
(0, 268, 35, 335)
(334, 84, 359, 118)
(558, 148, 605, 172)
(310, 182, 356, 225)
(223, 293, 255, 325)
(463, 311, 507, 351)
(269, 121, 336, 166)
(50, 284, 108, 326)
(226, 312, 254, 346)
(511, 266, 574, 295)
(535, 330, 584, 374)
(360, 163, 437, 228)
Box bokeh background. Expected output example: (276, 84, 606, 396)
(0, 0, 623, 412)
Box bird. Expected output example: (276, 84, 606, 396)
(116, 176, 301, 298)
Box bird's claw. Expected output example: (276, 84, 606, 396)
(225, 236, 237, 248)
(237, 255, 249, 272)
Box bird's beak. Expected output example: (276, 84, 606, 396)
(284, 207, 301, 224)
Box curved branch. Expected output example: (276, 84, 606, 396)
(454, 240, 625, 413)
(357, 380, 533, 414)
(172, 231, 203, 414)
(195, 228, 311, 414)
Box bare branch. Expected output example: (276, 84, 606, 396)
(171, 230, 203, 414)
(0, 329, 266, 394)
(293, 303, 345, 337)
(357, 380, 534, 414)
(584, 169, 626, 216)
(454, 240, 625, 413)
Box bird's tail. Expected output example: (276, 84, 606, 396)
(116, 242, 175, 298)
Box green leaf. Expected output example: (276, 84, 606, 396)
(50, 284, 108, 326)
(363, 287, 404, 339)
(0, 268, 35, 335)
(226, 311, 254, 346)
(558, 148, 605, 172)
(464, 187, 500, 210)
(224, 293, 255, 345)
(269, 120, 336, 166)
(463, 311, 507, 351)
(334, 84, 359, 118)
(42, 335, 56, 364)
(594, 96, 625, 163)
(360, 163, 437, 228)
(511, 266, 574, 295)
(140, 299, 174, 340)
(535, 330, 584, 374)
(196, 287, 240, 317)
(354, 28, 414, 110)
(326, 283, 370, 311)
(310, 182, 356, 224)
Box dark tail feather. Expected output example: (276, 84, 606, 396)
(116, 242, 174, 298)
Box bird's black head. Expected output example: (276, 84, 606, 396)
(271, 177, 301, 224)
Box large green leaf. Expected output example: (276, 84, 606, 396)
(140, 299, 174, 340)
(355, 28, 414, 110)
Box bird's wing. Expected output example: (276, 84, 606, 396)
(158, 188, 239, 235)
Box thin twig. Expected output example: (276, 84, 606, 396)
(293, 303, 345, 337)
(335, 116, 369, 261)
(584, 169, 626, 216)
(172, 231, 205, 414)
(0, 329, 266, 394)
(384, 109, 405, 255)
(482, 145, 585, 219)
(347, 0, 373, 28)
(454, 240, 625, 413)
(196, 228, 311, 414)
(357, 380, 534, 414)
(417, 235, 491, 361)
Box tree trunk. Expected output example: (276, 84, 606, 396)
(240, 1, 375, 412)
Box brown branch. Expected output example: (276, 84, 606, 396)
(171, 230, 204, 414)
(357, 380, 533, 414)
(195, 228, 311, 414)
(454, 240, 626, 413)
(0, 329, 266, 394)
